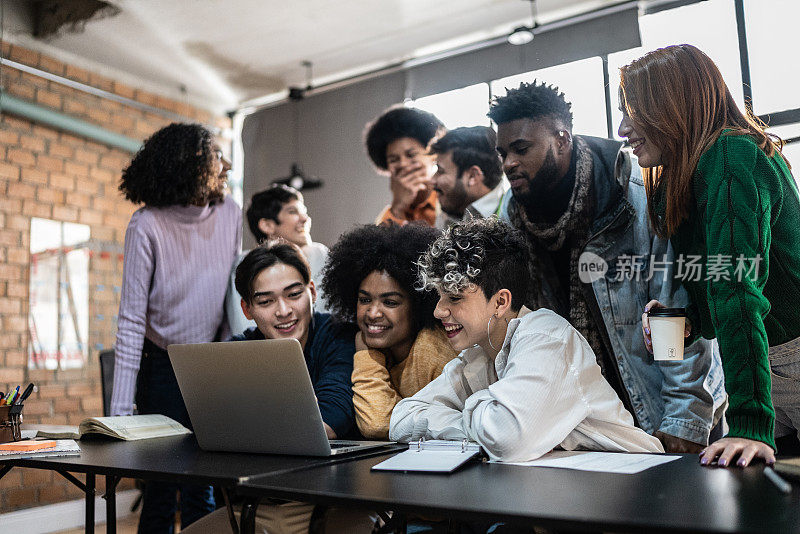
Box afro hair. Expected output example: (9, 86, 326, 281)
(322, 223, 442, 332)
(364, 106, 445, 170)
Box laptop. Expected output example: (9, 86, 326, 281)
(168, 338, 393, 456)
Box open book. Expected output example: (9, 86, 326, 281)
(372, 439, 482, 473)
(31, 415, 192, 441)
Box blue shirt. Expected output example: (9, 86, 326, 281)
(231, 312, 356, 438)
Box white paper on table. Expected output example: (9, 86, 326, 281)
(504, 450, 680, 474)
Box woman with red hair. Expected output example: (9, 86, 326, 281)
(618, 44, 800, 468)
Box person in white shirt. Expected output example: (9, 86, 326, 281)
(225, 184, 329, 335)
(389, 217, 664, 462)
(430, 126, 510, 227)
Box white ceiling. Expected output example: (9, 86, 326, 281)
(4, 0, 612, 113)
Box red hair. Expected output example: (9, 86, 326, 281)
(619, 44, 787, 237)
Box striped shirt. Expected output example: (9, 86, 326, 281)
(110, 196, 241, 415)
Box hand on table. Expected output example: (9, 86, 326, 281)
(699, 436, 775, 467)
(642, 299, 692, 354)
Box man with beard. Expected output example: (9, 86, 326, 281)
(488, 82, 727, 454)
(430, 126, 510, 225)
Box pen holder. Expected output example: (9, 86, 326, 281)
(0, 404, 23, 443)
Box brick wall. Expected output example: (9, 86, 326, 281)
(0, 41, 232, 513)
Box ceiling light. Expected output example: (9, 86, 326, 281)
(508, 26, 534, 46)
(508, 0, 537, 46)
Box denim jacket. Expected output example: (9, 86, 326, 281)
(502, 136, 727, 445)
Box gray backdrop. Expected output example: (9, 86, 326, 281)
(241, 6, 641, 248)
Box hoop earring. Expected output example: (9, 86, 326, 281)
(487, 313, 508, 352)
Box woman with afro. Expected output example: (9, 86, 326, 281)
(111, 123, 241, 532)
(322, 224, 457, 439)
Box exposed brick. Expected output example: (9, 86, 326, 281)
(90, 167, 115, 182)
(64, 161, 89, 178)
(54, 398, 81, 413)
(32, 125, 60, 140)
(19, 134, 45, 152)
(63, 99, 88, 117)
(36, 154, 64, 173)
(74, 148, 99, 166)
(36, 187, 65, 204)
(75, 178, 101, 195)
(81, 396, 103, 414)
(66, 191, 91, 208)
(7, 83, 36, 101)
(3, 350, 26, 366)
(52, 205, 78, 222)
(0, 334, 21, 349)
(0, 197, 23, 214)
(0, 161, 20, 180)
(0, 297, 22, 314)
(0, 130, 20, 145)
(50, 173, 76, 191)
(5, 487, 37, 509)
(6, 247, 28, 265)
(0, 229, 22, 246)
(21, 167, 48, 185)
(2, 116, 33, 132)
(38, 54, 65, 76)
(89, 73, 115, 93)
(37, 485, 67, 505)
(0, 470, 22, 490)
(7, 182, 36, 200)
(67, 383, 94, 396)
(9, 45, 40, 66)
(7, 148, 35, 167)
(0, 367, 25, 383)
(113, 81, 137, 99)
(65, 64, 91, 84)
(78, 209, 103, 226)
(35, 89, 62, 109)
(37, 384, 67, 399)
(48, 141, 74, 159)
(6, 281, 27, 298)
(21, 399, 52, 416)
(0, 264, 23, 281)
(22, 199, 52, 219)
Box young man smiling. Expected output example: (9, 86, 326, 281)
(226, 184, 329, 335)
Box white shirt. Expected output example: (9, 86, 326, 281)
(436, 177, 510, 228)
(389, 307, 665, 462)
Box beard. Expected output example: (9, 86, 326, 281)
(508, 148, 562, 211)
(438, 180, 470, 217)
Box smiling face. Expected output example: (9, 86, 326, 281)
(356, 270, 415, 362)
(241, 262, 316, 349)
(434, 285, 496, 353)
(617, 108, 664, 168)
(260, 199, 312, 248)
(495, 118, 570, 208)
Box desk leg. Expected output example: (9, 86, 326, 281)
(105, 476, 119, 534)
(85, 473, 95, 534)
(239, 498, 260, 534)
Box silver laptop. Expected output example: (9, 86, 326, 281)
(168, 338, 392, 456)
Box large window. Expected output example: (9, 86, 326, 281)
(411, 83, 490, 129)
(607, 0, 744, 139)
(491, 57, 608, 138)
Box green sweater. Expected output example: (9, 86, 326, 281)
(666, 133, 800, 450)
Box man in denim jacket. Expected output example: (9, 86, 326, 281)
(490, 81, 726, 452)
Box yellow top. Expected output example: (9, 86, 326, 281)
(352, 326, 457, 439)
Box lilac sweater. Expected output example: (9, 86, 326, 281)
(110, 196, 241, 415)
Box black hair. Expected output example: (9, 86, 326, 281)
(364, 106, 445, 170)
(119, 123, 218, 206)
(488, 81, 574, 131)
(430, 126, 503, 188)
(246, 184, 303, 242)
(234, 240, 311, 304)
(418, 218, 531, 311)
(322, 224, 441, 332)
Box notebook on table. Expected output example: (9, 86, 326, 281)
(168, 338, 392, 456)
(372, 439, 482, 473)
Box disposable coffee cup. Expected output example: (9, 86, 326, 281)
(647, 308, 686, 361)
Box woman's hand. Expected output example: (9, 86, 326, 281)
(699, 437, 775, 467)
(642, 300, 692, 354)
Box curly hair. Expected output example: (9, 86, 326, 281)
(246, 184, 302, 242)
(364, 106, 445, 170)
(120, 123, 218, 207)
(488, 81, 573, 131)
(418, 218, 531, 311)
(322, 224, 441, 332)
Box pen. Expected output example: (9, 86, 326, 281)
(7, 386, 19, 405)
(11, 386, 21, 405)
(18, 383, 35, 404)
(764, 466, 792, 494)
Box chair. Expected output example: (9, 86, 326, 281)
(98, 349, 115, 417)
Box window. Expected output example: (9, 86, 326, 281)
(744, 0, 800, 115)
(29, 219, 91, 370)
(607, 0, 745, 139)
(491, 57, 608, 138)
(411, 82, 491, 129)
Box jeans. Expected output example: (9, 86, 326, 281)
(135, 339, 215, 534)
(769, 336, 800, 446)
